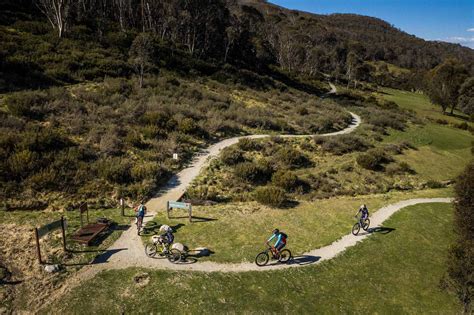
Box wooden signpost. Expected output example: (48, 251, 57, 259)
(167, 201, 192, 222)
(120, 198, 125, 216)
(34, 216, 67, 264)
(79, 202, 88, 227)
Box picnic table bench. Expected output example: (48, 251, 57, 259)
(71, 222, 110, 246)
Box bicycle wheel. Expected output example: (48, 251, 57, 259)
(352, 223, 360, 235)
(278, 249, 292, 263)
(167, 249, 182, 263)
(145, 243, 157, 257)
(362, 218, 370, 231)
(255, 252, 269, 266)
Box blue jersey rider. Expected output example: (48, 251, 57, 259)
(266, 229, 288, 256)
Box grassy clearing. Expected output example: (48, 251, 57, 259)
(49, 202, 460, 314)
(147, 189, 452, 263)
(380, 88, 472, 126)
(385, 123, 473, 181)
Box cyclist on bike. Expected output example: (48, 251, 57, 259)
(159, 226, 174, 247)
(266, 229, 287, 257)
(134, 201, 146, 232)
(355, 204, 369, 226)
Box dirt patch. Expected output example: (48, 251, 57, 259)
(133, 272, 150, 288)
(0, 224, 68, 313)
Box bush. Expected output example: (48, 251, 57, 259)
(317, 134, 370, 155)
(130, 162, 163, 182)
(274, 147, 310, 169)
(385, 162, 415, 175)
(425, 180, 445, 189)
(237, 138, 262, 151)
(233, 160, 273, 184)
(6, 90, 48, 119)
(356, 148, 391, 171)
(220, 147, 244, 165)
(272, 170, 299, 192)
(97, 158, 132, 184)
(253, 186, 286, 207)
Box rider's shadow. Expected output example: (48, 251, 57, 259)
(359, 226, 396, 236)
(289, 255, 321, 266)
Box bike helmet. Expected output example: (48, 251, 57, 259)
(273, 228, 279, 234)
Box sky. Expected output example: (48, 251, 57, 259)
(269, 0, 474, 49)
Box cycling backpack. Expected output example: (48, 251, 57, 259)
(280, 232, 288, 241)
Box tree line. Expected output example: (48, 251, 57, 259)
(2, 0, 473, 116)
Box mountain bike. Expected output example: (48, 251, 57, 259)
(145, 236, 181, 263)
(136, 216, 144, 235)
(255, 245, 292, 266)
(352, 216, 370, 235)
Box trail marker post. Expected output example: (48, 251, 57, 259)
(167, 201, 192, 222)
(79, 202, 88, 227)
(34, 216, 68, 265)
(120, 198, 125, 216)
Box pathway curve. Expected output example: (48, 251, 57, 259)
(38, 84, 450, 308)
(83, 198, 455, 273)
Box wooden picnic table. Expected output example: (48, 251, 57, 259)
(71, 222, 109, 246)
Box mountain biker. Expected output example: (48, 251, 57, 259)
(266, 229, 287, 256)
(134, 201, 146, 232)
(355, 204, 369, 226)
(159, 226, 174, 247)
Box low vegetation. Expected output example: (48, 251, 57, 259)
(48, 202, 461, 314)
(0, 74, 352, 211)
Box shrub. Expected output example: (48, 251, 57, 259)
(130, 162, 163, 182)
(318, 134, 370, 155)
(220, 147, 244, 165)
(274, 147, 310, 169)
(385, 162, 415, 175)
(6, 90, 48, 119)
(253, 186, 286, 207)
(425, 180, 444, 189)
(99, 132, 123, 156)
(237, 138, 262, 151)
(233, 160, 273, 184)
(97, 158, 131, 184)
(7, 149, 38, 179)
(356, 148, 391, 171)
(234, 162, 261, 183)
(272, 170, 299, 192)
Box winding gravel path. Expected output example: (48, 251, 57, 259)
(39, 85, 452, 310)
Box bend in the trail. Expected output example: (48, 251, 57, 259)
(97, 198, 454, 273)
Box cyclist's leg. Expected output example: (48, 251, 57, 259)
(275, 242, 285, 253)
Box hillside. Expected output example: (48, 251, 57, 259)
(1, 1, 474, 314)
(1, 0, 474, 93)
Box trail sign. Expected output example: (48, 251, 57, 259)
(167, 201, 192, 222)
(37, 219, 63, 238)
(34, 217, 67, 264)
(173, 153, 178, 160)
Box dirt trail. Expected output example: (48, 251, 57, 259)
(38, 85, 450, 309)
(73, 198, 455, 273)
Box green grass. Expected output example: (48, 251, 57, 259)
(380, 88, 472, 126)
(144, 189, 453, 263)
(384, 123, 473, 181)
(48, 202, 460, 314)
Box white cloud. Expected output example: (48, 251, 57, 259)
(467, 28, 474, 32)
(446, 36, 474, 43)
(439, 36, 474, 49)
